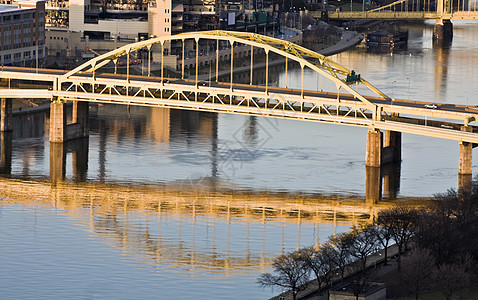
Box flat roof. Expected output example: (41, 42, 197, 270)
(0, 0, 43, 13)
(0, 4, 22, 13)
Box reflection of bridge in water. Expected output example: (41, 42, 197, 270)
(0, 177, 431, 272)
(1, 104, 412, 202)
(312, 0, 478, 44)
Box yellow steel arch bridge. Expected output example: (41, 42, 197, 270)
(314, 0, 478, 20)
(1, 30, 478, 172)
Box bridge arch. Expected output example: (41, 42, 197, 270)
(58, 30, 390, 113)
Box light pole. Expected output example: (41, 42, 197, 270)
(392, 80, 397, 103)
(406, 77, 410, 99)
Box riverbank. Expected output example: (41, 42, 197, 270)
(269, 245, 400, 300)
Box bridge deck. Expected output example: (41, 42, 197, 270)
(1, 67, 478, 143)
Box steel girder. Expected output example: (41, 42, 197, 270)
(58, 30, 391, 119)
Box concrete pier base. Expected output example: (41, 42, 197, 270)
(383, 130, 401, 164)
(459, 141, 472, 175)
(50, 100, 90, 143)
(49, 101, 67, 143)
(459, 126, 473, 175)
(366, 129, 401, 167)
(1, 98, 12, 132)
(433, 19, 453, 46)
(366, 129, 382, 167)
(72, 101, 89, 138)
(458, 174, 472, 193)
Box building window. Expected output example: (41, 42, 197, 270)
(14, 53, 21, 58)
(4, 54, 11, 60)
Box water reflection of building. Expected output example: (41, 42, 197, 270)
(0, 178, 429, 271)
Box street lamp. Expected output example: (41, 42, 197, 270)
(391, 80, 397, 102)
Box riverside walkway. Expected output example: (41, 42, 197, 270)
(270, 244, 400, 300)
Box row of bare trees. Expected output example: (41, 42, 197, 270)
(258, 181, 478, 300)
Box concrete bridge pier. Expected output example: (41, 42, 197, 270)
(0, 132, 12, 174)
(72, 101, 90, 138)
(433, 19, 453, 45)
(458, 126, 473, 191)
(1, 98, 12, 132)
(366, 129, 402, 167)
(50, 100, 89, 143)
(365, 129, 402, 203)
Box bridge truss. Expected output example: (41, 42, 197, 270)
(319, 0, 478, 20)
(1, 31, 478, 143)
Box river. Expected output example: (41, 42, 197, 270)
(0, 20, 477, 299)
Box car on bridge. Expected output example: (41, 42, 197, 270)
(424, 104, 438, 109)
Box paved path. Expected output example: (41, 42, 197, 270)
(269, 245, 400, 300)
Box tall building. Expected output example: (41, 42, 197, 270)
(44, 0, 219, 41)
(0, 0, 45, 66)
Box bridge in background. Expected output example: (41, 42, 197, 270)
(0, 30, 477, 185)
(311, 0, 478, 42)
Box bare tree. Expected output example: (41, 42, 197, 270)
(374, 219, 394, 265)
(378, 206, 417, 271)
(329, 232, 354, 282)
(343, 225, 379, 300)
(401, 247, 435, 300)
(300, 244, 336, 295)
(257, 251, 310, 300)
(432, 263, 471, 300)
(348, 224, 379, 272)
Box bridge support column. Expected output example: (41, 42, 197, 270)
(49, 101, 67, 143)
(366, 129, 382, 167)
(433, 19, 453, 45)
(458, 126, 473, 175)
(0, 132, 12, 174)
(1, 98, 12, 132)
(366, 129, 401, 167)
(50, 100, 89, 143)
(383, 130, 401, 164)
(72, 101, 89, 138)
